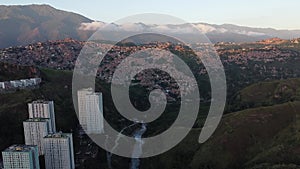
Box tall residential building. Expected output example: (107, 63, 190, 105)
(43, 133, 75, 169)
(77, 88, 93, 130)
(78, 88, 104, 134)
(23, 118, 53, 155)
(2, 144, 40, 169)
(28, 100, 56, 132)
(0, 82, 5, 89)
(86, 93, 104, 134)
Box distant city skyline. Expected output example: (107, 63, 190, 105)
(1, 0, 300, 30)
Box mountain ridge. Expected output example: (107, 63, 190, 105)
(0, 4, 92, 48)
(1, 4, 300, 48)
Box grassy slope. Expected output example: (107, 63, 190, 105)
(230, 78, 300, 111)
(145, 78, 300, 169)
(140, 101, 300, 169)
(0, 62, 40, 81)
(190, 101, 300, 169)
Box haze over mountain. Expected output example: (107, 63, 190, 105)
(1, 4, 300, 48)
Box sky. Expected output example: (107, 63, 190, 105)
(1, 0, 300, 30)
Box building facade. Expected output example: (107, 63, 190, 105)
(29, 78, 42, 85)
(28, 100, 56, 132)
(23, 118, 53, 155)
(2, 144, 40, 169)
(77, 88, 104, 134)
(77, 88, 93, 130)
(43, 133, 75, 169)
(86, 93, 104, 134)
(0, 82, 5, 89)
(10, 80, 23, 88)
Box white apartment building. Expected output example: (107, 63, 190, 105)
(78, 88, 104, 134)
(23, 118, 53, 155)
(0, 82, 5, 89)
(28, 100, 56, 132)
(10, 80, 23, 88)
(77, 88, 93, 130)
(86, 92, 104, 134)
(43, 133, 75, 169)
(0, 78, 41, 90)
(2, 144, 40, 169)
(29, 78, 42, 85)
(20, 79, 34, 86)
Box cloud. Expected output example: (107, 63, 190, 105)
(78, 21, 105, 31)
(119, 23, 146, 32)
(78, 22, 266, 37)
(195, 24, 217, 33)
(240, 31, 266, 36)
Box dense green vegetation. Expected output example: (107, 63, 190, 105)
(190, 101, 300, 169)
(230, 78, 300, 111)
(0, 62, 39, 81)
(2, 64, 300, 169)
(140, 77, 300, 169)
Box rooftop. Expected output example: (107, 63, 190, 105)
(24, 118, 50, 122)
(86, 92, 102, 96)
(79, 88, 93, 91)
(44, 132, 71, 139)
(2, 144, 37, 153)
(29, 100, 53, 104)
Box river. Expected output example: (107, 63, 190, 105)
(106, 123, 147, 169)
(130, 123, 147, 169)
